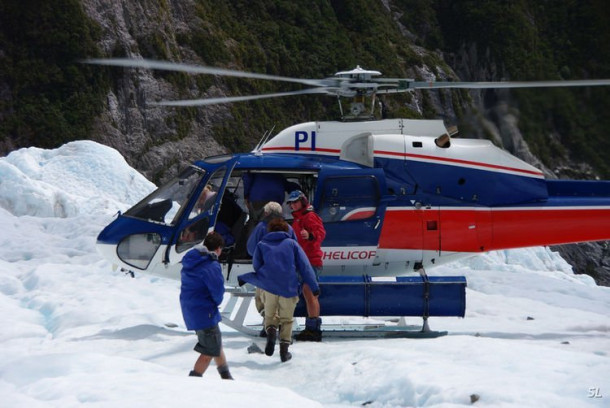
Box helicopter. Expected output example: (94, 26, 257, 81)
(91, 59, 610, 337)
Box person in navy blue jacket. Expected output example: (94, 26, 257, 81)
(246, 201, 297, 257)
(180, 231, 233, 379)
(246, 201, 298, 323)
(238, 218, 319, 362)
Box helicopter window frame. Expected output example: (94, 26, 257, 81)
(124, 166, 205, 226)
(187, 167, 227, 220)
(175, 166, 231, 253)
(175, 217, 210, 254)
(317, 175, 380, 224)
(117, 232, 162, 270)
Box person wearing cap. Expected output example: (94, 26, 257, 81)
(180, 231, 233, 379)
(286, 190, 326, 342)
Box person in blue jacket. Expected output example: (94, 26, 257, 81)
(246, 201, 297, 257)
(180, 231, 233, 379)
(246, 201, 298, 335)
(238, 218, 319, 362)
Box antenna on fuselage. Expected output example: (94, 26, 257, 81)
(253, 125, 276, 155)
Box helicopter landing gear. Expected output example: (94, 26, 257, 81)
(221, 272, 466, 339)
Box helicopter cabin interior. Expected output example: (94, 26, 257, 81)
(115, 158, 391, 272)
(171, 166, 387, 263)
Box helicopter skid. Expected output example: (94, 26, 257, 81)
(245, 321, 448, 339)
(221, 273, 465, 338)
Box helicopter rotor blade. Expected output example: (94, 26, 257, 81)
(84, 59, 610, 108)
(150, 88, 329, 107)
(83, 58, 327, 87)
(378, 78, 610, 90)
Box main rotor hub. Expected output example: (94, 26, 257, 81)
(335, 65, 382, 82)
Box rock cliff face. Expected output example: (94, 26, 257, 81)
(447, 48, 549, 175)
(81, 0, 229, 182)
(4, 0, 606, 285)
(77, 1, 474, 184)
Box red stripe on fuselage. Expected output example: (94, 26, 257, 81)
(488, 207, 610, 249)
(379, 207, 610, 252)
(261, 146, 340, 153)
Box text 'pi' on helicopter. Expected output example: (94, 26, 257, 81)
(89, 59, 610, 337)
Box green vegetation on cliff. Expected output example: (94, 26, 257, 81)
(0, 0, 107, 152)
(434, 0, 610, 177)
(1, 0, 610, 178)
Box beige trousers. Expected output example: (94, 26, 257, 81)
(261, 290, 299, 343)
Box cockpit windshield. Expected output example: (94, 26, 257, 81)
(125, 166, 205, 225)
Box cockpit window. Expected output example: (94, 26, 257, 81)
(176, 167, 229, 253)
(125, 167, 205, 225)
(188, 167, 226, 220)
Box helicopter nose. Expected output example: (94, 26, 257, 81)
(96, 224, 122, 266)
(96, 240, 120, 268)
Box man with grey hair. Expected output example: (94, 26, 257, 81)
(246, 201, 297, 334)
(246, 201, 296, 256)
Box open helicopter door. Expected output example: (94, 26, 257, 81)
(165, 156, 240, 265)
(96, 156, 237, 281)
(314, 168, 389, 273)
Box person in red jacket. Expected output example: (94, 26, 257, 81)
(286, 190, 326, 341)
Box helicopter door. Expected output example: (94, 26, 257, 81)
(166, 157, 239, 264)
(315, 168, 388, 266)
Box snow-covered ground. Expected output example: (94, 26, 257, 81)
(0, 141, 608, 407)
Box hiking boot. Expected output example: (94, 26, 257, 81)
(280, 341, 292, 362)
(188, 370, 202, 377)
(260, 324, 281, 338)
(295, 317, 322, 342)
(294, 328, 322, 342)
(265, 326, 277, 356)
(217, 364, 234, 380)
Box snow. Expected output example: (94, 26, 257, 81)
(0, 140, 608, 407)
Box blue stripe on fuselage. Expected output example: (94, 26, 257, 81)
(375, 156, 548, 206)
